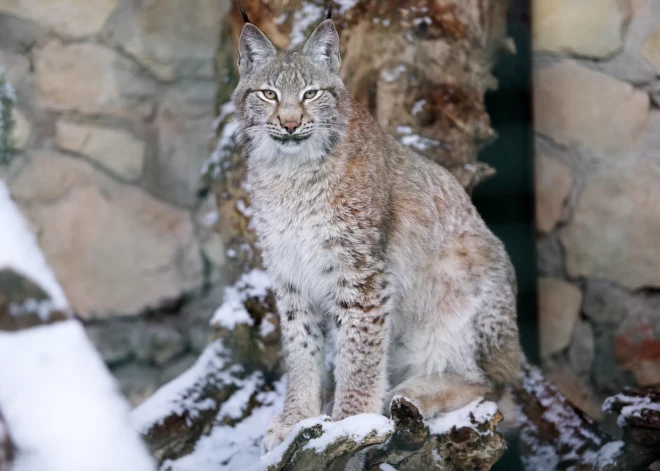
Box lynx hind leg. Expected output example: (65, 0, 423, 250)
(476, 300, 522, 390)
(384, 374, 494, 418)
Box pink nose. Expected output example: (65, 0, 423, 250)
(282, 121, 299, 134)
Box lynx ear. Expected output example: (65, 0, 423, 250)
(238, 23, 276, 76)
(303, 19, 341, 74)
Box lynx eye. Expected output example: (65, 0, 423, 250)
(261, 89, 277, 101)
(303, 89, 318, 100)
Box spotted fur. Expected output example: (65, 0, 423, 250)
(232, 20, 522, 457)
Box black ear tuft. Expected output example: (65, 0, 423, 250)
(237, 3, 250, 23)
(326, 3, 332, 19)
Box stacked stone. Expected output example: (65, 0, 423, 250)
(533, 0, 660, 419)
(0, 0, 231, 404)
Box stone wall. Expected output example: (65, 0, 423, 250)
(533, 0, 660, 419)
(0, 0, 230, 404)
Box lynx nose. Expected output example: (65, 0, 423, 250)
(281, 121, 299, 134)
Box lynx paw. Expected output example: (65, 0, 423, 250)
(261, 414, 287, 455)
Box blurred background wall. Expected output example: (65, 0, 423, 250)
(532, 0, 660, 420)
(0, 0, 232, 405)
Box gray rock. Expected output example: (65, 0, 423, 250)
(583, 279, 632, 326)
(132, 321, 186, 366)
(112, 362, 161, 407)
(592, 325, 635, 394)
(569, 319, 595, 375)
(536, 236, 565, 277)
(85, 320, 135, 365)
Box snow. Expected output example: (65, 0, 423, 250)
(203, 101, 239, 177)
(594, 440, 624, 469)
(335, 0, 358, 13)
(131, 339, 230, 434)
(381, 65, 407, 82)
(380, 464, 398, 471)
(218, 373, 262, 421)
(290, 2, 325, 48)
(259, 312, 278, 337)
(0, 179, 68, 314)
(304, 413, 394, 452)
(162, 378, 286, 471)
(259, 412, 394, 469)
(395, 125, 442, 151)
(210, 269, 272, 329)
(426, 398, 498, 435)
(0, 321, 155, 471)
(603, 392, 660, 427)
(411, 99, 426, 116)
(517, 361, 605, 470)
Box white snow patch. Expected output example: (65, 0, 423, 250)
(131, 340, 229, 434)
(210, 269, 272, 329)
(603, 393, 660, 427)
(412, 99, 426, 116)
(0, 321, 155, 471)
(336, 0, 359, 13)
(413, 17, 432, 26)
(164, 378, 286, 471)
(218, 372, 262, 421)
(290, 3, 325, 48)
(212, 102, 236, 130)
(426, 398, 498, 435)
(203, 118, 240, 176)
(259, 413, 394, 469)
(260, 312, 278, 337)
(380, 464, 398, 471)
(305, 413, 394, 452)
(0, 179, 68, 312)
(396, 125, 412, 135)
(401, 134, 441, 151)
(381, 65, 407, 82)
(236, 198, 254, 218)
(595, 440, 624, 469)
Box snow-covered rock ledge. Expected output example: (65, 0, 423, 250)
(259, 396, 505, 471)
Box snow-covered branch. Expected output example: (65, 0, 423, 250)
(260, 396, 505, 471)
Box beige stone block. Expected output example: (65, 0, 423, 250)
(11, 108, 30, 150)
(0, 0, 119, 38)
(641, 28, 660, 73)
(534, 60, 649, 154)
(55, 120, 144, 181)
(539, 277, 583, 357)
(34, 40, 152, 117)
(561, 161, 660, 290)
(533, 0, 631, 58)
(9, 151, 203, 318)
(535, 154, 573, 234)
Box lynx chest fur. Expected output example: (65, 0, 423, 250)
(248, 159, 340, 308)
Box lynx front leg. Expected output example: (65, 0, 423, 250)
(331, 271, 390, 421)
(264, 282, 325, 453)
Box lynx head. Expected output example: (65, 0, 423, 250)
(232, 19, 349, 162)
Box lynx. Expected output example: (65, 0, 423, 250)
(232, 17, 522, 457)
